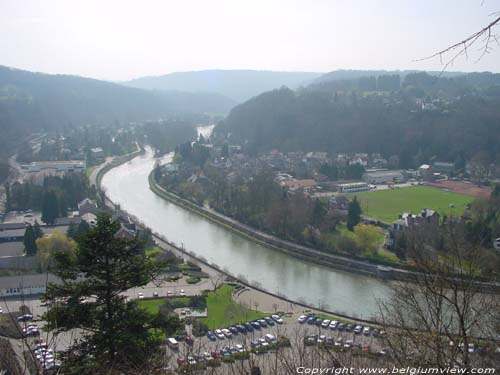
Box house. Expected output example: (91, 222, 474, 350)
(386, 208, 440, 248)
(282, 179, 317, 189)
(90, 147, 105, 160)
(432, 161, 455, 175)
(78, 198, 99, 216)
(418, 164, 434, 181)
(329, 195, 349, 210)
(114, 226, 135, 240)
(21, 160, 86, 173)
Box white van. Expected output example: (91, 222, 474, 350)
(167, 337, 179, 349)
(265, 334, 276, 343)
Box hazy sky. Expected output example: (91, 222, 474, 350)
(1, 0, 499, 80)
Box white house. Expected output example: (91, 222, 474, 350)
(0, 274, 60, 297)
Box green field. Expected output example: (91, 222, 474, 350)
(202, 285, 268, 329)
(352, 186, 475, 223)
(138, 297, 191, 315)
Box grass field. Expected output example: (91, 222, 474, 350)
(138, 297, 191, 315)
(202, 285, 268, 329)
(353, 186, 475, 223)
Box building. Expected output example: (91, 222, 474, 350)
(418, 164, 434, 181)
(386, 208, 440, 247)
(90, 147, 104, 158)
(21, 160, 86, 173)
(282, 179, 317, 190)
(362, 169, 405, 184)
(432, 162, 455, 174)
(0, 228, 25, 243)
(0, 274, 61, 297)
(335, 181, 370, 193)
(78, 198, 99, 216)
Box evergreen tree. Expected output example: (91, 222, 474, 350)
(41, 191, 59, 224)
(347, 196, 362, 231)
(33, 220, 44, 239)
(23, 225, 38, 256)
(43, 215, 164, 373)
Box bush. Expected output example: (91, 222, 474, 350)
(186, 277, 201, 284)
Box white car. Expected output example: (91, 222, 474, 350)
(0, 307, 3, 313)
(203, 351, 212, 361)
(258, 338, 269, 347)
(321, 319, 331, 328)
(354, 325, 363, 334)
(329, 321, 338, 329)
(363, 327, 371, 335)
(138, 292, 144, 299)
(235, 344, 245, 352)
(271, 314, 283, 324)
(317, 335, 326, 343)
(166, 291, 174, 297)
(221, 328, 232, 338)
(214, 329, 225, 339)
(297, 315, 307, 323)
(179, 289, 186, 296)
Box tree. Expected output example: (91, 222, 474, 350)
(353, 224, 380, 255)
(346, 196, 362, 231)
(23, 225, 38, 256)
(43, 215, 164, 373)
(41, 190, 59, 224)
(33, 220, 43, 239)
(380, 223, 500, 369)
(36, 231, 77, 272)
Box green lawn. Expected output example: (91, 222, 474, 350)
(138, 297, 190, 315)
(202, 285, 268, 329)
(352, 186, 475, 223)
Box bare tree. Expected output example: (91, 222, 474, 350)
(418, 8, 500, 71)
(380, 222, 500, 369)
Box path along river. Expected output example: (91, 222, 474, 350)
(102, 146, 393, 319)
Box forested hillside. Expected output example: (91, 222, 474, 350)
(124, 69, 321, 102)
(215, 72, 500, 167)
(0, 66, 235, 156)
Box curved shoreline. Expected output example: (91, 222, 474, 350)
(148, 170, 500, 294)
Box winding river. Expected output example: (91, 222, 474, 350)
(102, 146, 393, 319)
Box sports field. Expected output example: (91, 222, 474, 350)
(352, 186, 476, 223)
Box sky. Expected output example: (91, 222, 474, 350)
(1, 0, 499, 80)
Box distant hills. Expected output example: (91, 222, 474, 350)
(216, 71, 500, 167)
(0, 65, 235, 155)
(123, 70, 322, 102)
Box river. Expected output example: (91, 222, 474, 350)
(102, 147, 393, 319)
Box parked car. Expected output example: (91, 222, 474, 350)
(236, 324, 247, 333)
(251, 321, 261, 329)
(264, 317, 275, 326)
(265, 333, 277, 343)
(363, 327, 371, 336)
(298, 315, 308, 323)
(257, 319, 268, 328)
(207, 331, 217, 341)
(235, 344, 245, 352)
(337, 323, 346, 331)
(314, 318, 322, 326)
(354, 325, 363, 334)
(345, 324, 354, 332)
(17, 314, 33, 322)
(307, 316, 316, 325)
(152, 292, 159, 298)
(214, 329, 225, 339)
(321, 319, 331, 328)
(317, 335, 326, 343)
(179, 289, 186, 296)
(229, 326, 239, 335)
(137, 292, 144, 299)
(166, 291, 174, 297)
(272, 314, 283, 324)
(244, 323, 254, 332)
(329, 321, 338, 330)
(221, 328, 232, 338)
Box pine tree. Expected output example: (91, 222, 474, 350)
(23, 225, 38, 256)
(41, 191, 59, 224)
(33, 220, 44, 239)
(347, 196, 362, 231)
(43, 215, 165, 372)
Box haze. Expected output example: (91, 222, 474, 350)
(1, 0, 499, 80)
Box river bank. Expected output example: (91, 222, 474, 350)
(95, 149, 386, 325)
(148, 168, 500, 294)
